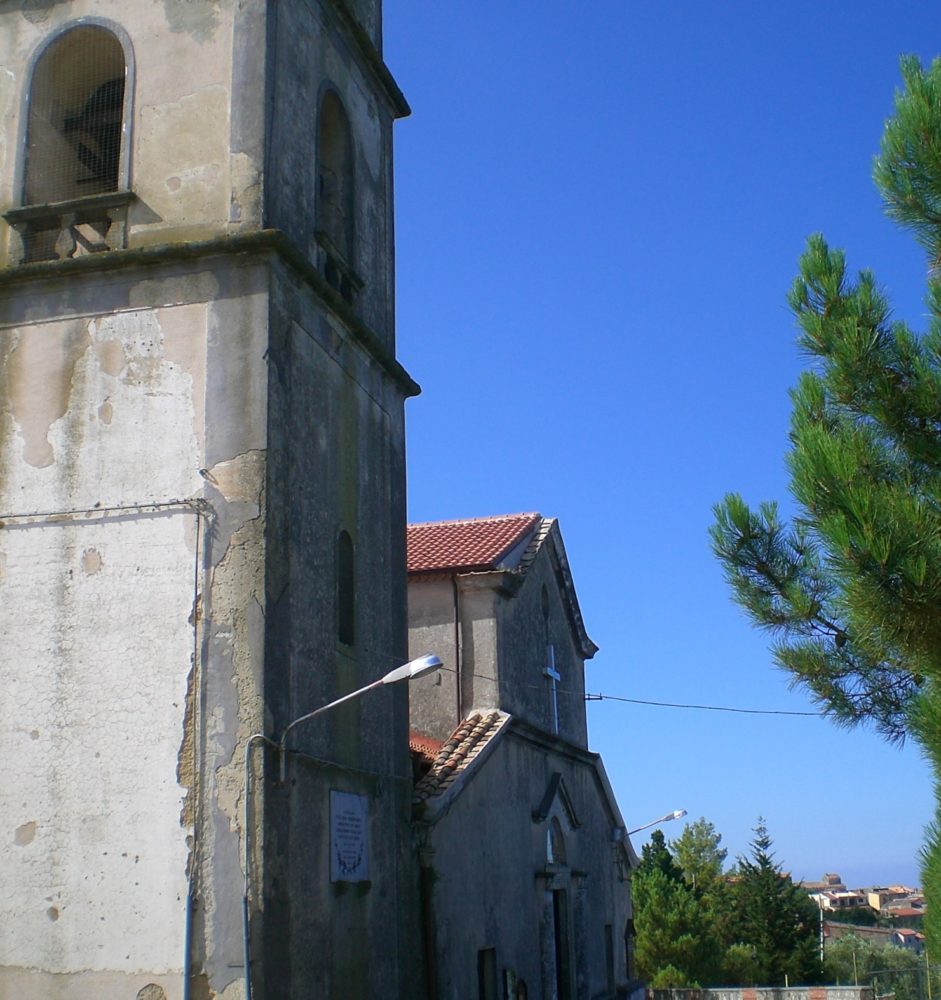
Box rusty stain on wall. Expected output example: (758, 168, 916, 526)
(4, 320, 90, 468)
(177, 652, 198, 831)
(136, 984, 168, 1000)
(81, 548, 102, 574)
(205, 450, 265, 505)
(14, 820, 36, 846)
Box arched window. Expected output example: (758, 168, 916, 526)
(24, 25, 128, 206)
(337, 530, 355, 647)
(316, 90, 358, 303)
(547, 817, 567, 866)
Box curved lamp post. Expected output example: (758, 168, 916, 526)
(277, 652, 443, 782)
(242, 652, 443, 1000)
(628, 808, 687, 836)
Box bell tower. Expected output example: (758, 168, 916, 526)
(0, 3, 418, 998)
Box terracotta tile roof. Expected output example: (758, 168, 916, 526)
(413, 711, 507, 803)
(407, 513, 542, 573)
(409, 731, 444, 760)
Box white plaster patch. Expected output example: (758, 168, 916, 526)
(0, 514, 195, 974)
(0, 306, 205, 513)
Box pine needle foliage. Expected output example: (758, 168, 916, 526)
(633, 822, 820, 987)
(711, 55, 941, 959)
(731, 821, 822, 986)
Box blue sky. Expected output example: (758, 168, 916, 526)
(384, 2, 938, 888)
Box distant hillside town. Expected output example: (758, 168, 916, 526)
(801, 874, 926, 954)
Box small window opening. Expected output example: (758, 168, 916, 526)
(316, 91, 356, 303)
(25, 26, 126, 205)
(547, 817, 566, 866)
(337, 530, 355, 647)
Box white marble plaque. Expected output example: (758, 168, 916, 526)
(330, 790, 369, 882)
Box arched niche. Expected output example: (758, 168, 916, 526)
(316, 90, 354, 264)
(23, 23, 130, 206)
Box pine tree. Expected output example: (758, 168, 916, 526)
(633, 831, 721, 986)
(732, 821, 822, 986)
(711, 55, 941, 959)
(642, 829, 686, 882)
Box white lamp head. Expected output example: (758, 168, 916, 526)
(380, 653, 443, 686)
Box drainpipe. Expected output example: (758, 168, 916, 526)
(182, 886, 194, 1000)
(451, 575, 463, 724)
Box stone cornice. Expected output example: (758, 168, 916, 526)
(322, 0, 410, 119)
(0, 228, 420, 397)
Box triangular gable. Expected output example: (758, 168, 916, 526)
(517, 519, 597, 660)
(532, 772, 581, 830)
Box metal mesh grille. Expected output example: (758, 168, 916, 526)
(25, 26, 126, 206)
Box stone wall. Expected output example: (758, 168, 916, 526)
(648, 988, 875, 1000)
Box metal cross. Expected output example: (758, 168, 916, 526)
(544, 644, 560, 734)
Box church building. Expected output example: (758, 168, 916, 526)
(407, 513, 638, 1000)
(0, 2, 420, 998)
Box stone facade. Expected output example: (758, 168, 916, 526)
(0, 3, 416, 998)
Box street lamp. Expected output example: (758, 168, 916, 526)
(277, 652, 443, 782)
(241, 652, 443, 1000)
(628, 808, 687, 836)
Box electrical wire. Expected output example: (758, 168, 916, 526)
(425, 661, 821, 718)
(584, 692, 822, 717)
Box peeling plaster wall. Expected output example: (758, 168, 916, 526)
(0, 0, 414, 994)
(0, 255, 271, 999)
(0, 0, 267, 263)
